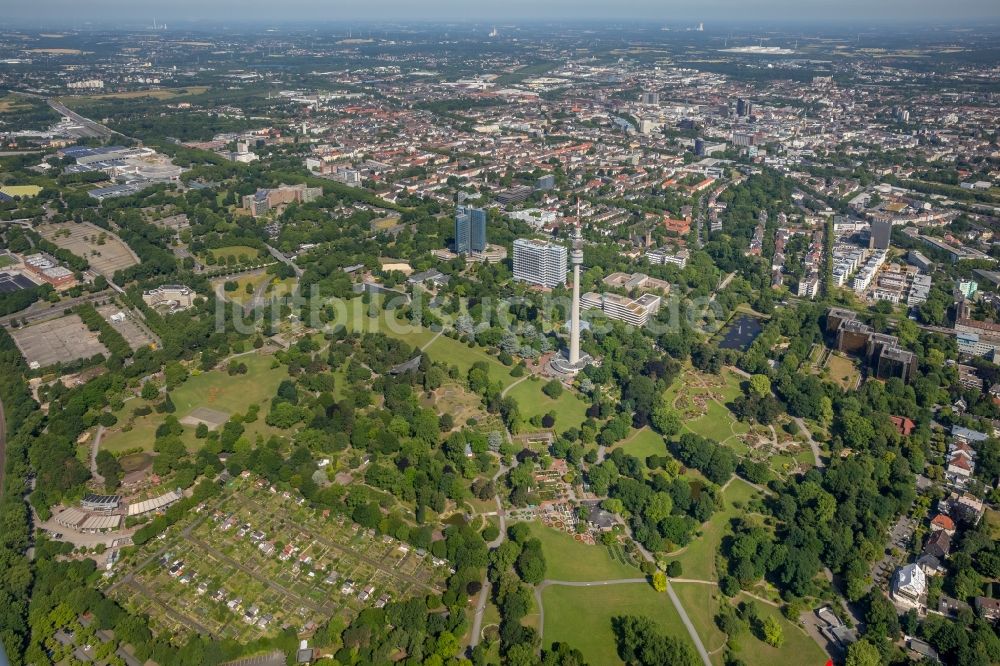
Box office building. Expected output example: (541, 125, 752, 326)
(694, 138, 706, 156)
(513, 239, 567, 289)
(536, 174, 555, 191)
(455, 206, 487, 255)
(870, 219, 892, 250)
(580, 292, 662, 327)
(736, 98, 753, 117)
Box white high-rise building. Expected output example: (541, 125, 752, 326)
(513, 239, 567, 289)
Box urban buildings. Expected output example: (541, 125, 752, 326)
(580, 292, 662, 327)
(869, 219, 892, 250)
(142, 285, 197, 311)
(826, 308, 917, 382)
(512, 238, 567, 289)
(241, 184, 322, 217)
(454, 206, 487, 255)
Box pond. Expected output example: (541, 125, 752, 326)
(718, 313, 765, 352)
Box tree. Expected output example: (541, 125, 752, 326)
(651, 405, 682, 436)
(516, 539, 547, 584)
(761, 615, 784, 647)
(667, 561, 683, 578)
(543, 380, 564, 399)
(652, 571, 667, 592)
(748, 374, 771, 397)
(845, 639, 881, 666)
(140, 380, 158, 401)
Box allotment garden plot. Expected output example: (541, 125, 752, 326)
(107, 479, 450, 644)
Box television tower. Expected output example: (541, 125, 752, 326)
(569, 202, 583, 365)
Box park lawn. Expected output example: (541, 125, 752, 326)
(610, 428, 668, 468)
(671, 582, 729, 657)
(824, 353, 860, 390)
(268, 276, 298, 298)
(728, 593, 827, 666)
(541, 583, 694, 665)
(505, 377, 589, 431)
(221, 273, 269, 305)
(101, 354, 288, 454)
(527, 522, 639, 581)
(685, 398, 749, 442)
(986, 508, 1000, 540)
(335, 296, 439, 350)
(171, 353, 286, 416)
(208, 245, 261, 262)
(666, 478, 760, 581)
(0, 255, 14, 268)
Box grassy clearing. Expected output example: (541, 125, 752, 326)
(527, 522, 639, 581)
(208, 245, 261, 262)
(672, 584, 729, 659)
(824, 352, 860, 390)
(0, 255, 14, 269)
(542, 583, 693, 665)
(217, 273, 269, 305)
(664, 367, 750, 443)
(728, 593, 828, 666)
(505, 376, 589, 431)
(665, 478, 760, 581)
(101, 353, 288, 453)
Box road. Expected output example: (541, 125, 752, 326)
(264, 243, 303, 278)
(0, 289, 112, 326)
(90, 425, 105, 486)
(48, 99, 116, 139)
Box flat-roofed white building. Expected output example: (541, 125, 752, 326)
(581, 291, 661, 327)
(513, 238, 567, 289)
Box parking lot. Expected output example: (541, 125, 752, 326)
(107, 476, 450, 642)
(37, 221, 139, 277)
(96, 304, 156, 351)
(9, 314, 108, 368)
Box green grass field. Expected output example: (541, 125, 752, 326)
(611, 427, 668, 464)
(671, 582, 729, 657)
(101, 353, 288, 454)
(664, 367, 750, 443)
(729, 593, 828, 666)
(665, 478, 760, 581)
(218, 273, 269, 305)
(541, 583, 694, 665)
(527, 522, 639, 581)
(505, 376, 589, 431)
(0, 255, 14, 269)
(335, 297, 584, 419)
(208, 245, 261, 262)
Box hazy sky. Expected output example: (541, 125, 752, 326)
(6, 0, 1000, 25)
